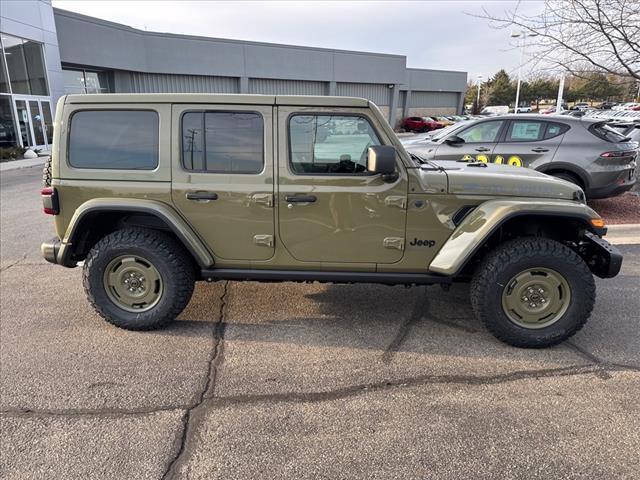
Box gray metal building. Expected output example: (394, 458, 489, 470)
(1, 0, 467, 151)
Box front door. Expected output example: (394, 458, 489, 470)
(13, 97, 53, 149)
(277, 107, 408, 264)
(434, 119, 506, 162)
(171, 104, 275, 261)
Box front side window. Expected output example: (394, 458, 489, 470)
(457, 121, 504, 143)
(506, 121, 545, 142)
(289, 114, 380, 174)
(181, 112, 263, 173)
(69, 110, 159, 169)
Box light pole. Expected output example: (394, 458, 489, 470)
(476, 75, 483, 113)
(556, 75, 565, 113)
(511, 30, 538, 113)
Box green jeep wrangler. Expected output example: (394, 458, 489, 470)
(41, 94, 622, 348)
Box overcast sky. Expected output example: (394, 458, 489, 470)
(52, 0, 546, 83)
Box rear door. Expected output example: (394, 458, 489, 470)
(492, 119, 566, 169)
(171, 104, 275, 261)
(433, 119, 506, 162)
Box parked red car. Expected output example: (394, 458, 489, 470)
(402, 116, 444, 132)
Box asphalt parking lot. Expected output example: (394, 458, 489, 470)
(1, 166, 639, 479)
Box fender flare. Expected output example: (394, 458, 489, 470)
(59, 198, 214, 267)
(428, 199, 600, 276)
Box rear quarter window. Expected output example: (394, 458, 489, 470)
(544, 122, 570, 139)
(68, 110, 159, 169)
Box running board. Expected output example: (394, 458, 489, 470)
(200, 268, 452, 285)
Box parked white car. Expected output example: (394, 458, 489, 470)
(480, 105, 509, 115)
(612, 102, 640, 111)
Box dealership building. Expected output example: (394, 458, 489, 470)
(0, 0, 467, 151)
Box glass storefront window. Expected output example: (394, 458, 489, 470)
(63, 69, 110, 94)
(63, 70, 85, 94)
(29, 101, 45, 145)
(0, 96, 18, 147)
(41, 101, 53, 145)
(1, 34, 49, 96)
(14, 100, 33, 146)
(0, 52, 9, 93)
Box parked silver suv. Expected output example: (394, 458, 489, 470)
(403, 114, 637, 199)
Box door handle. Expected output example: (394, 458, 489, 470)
(285, 195, 317, 203)
(531, 147, 549, 153)
(474, 147, 491, 152)
(186, 192, 218, 201)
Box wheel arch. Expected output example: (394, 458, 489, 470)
(59, 199, 214, 268)
(428, 199, 602, 277)
(536, 162, 590, 190)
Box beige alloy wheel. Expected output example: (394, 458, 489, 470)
(103, 254, 164, 313)
(501, 267, 572, 329)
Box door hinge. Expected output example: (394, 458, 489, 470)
(250, 193, 273, 207)
(383, 237, 405, 250)
(253, 234, 274, 247)
(384, 195, 407, 209)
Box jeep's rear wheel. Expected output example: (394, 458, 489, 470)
(83, 228, 195, 330)
(470, 238, 595, 348)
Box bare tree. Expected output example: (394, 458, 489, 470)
(472, 0, 640, 81)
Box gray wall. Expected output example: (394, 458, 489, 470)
(0, 0, 64, 111)
(52, 8, 468, 126)
(53, 9, 406, 85)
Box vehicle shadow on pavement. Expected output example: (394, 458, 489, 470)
(214, 281, 586, 379)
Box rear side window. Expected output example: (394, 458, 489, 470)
(181, 112, 263, 174)
(505, 120, 545, 142)
(68, 110, 158, 170)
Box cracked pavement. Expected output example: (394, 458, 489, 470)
(1, 167, 639, 479)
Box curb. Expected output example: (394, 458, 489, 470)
(606, 224, 640, 245)
(0, 157, 47, 172)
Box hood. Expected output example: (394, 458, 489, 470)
(420, 160, 584, 201)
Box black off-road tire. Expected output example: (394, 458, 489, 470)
(470, 237, 595, 348)
(42, 156, 52, 187)
(83, 228, 195, 330)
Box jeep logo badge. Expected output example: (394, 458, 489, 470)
(409, 238, 436, 247)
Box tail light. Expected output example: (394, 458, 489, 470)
(600, 150, 636, 158)
(41, 187, 59, 215)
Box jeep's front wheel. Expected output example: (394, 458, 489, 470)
(83, 228, 195, 330)
(470, 238, 595, 348)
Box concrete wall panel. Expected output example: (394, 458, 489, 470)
(130, 72, 239, 94)
(248, 78, 326, 95)
(410, 91, 459, 108)
(336, 83, 392, 106)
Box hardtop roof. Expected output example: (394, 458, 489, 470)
(64, 93, 370, 107)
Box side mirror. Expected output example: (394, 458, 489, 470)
(367, 145, 396, 176)
(445, 135, 464, 145)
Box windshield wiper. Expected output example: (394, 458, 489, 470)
(409, 152, 426, 164)
(410, 152, 445, 172)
